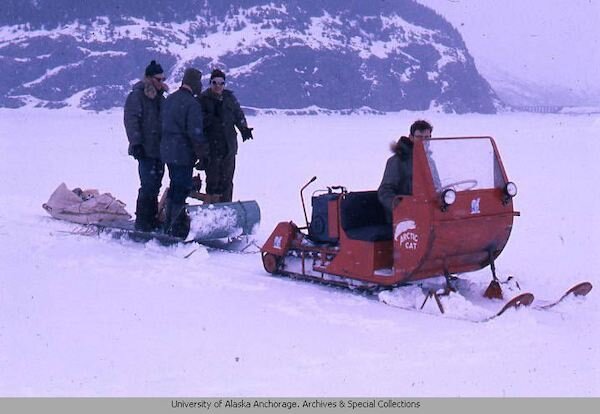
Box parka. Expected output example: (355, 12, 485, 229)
(160, 87, 206, 166)
(199, 89, 248, 156)
(377, 136, 414, 222)
(123, 79, 165, 159)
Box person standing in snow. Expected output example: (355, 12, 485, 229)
(123, 60, 169, 231)
(199, 69, 253, 203)
(160, 68, 209, 237)
(378, 120, 433, 223)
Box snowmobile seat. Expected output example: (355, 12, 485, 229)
(340, 191, 392, 242)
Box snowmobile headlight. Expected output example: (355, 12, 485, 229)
(503, 182, 517, 205)
(441, 189, 456, 211)
(505, 182, 518, 197)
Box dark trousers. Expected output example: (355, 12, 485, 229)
(164, 163, 193, 236)
(166, 164, 193, 205)
(206, 149, 236, 203)
(137, 157, 164, 200)
(135, 158, 164, 229)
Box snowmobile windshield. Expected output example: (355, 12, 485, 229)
(424, 137, 506, 192)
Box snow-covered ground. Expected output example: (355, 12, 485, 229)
(0, 108, 598, 396)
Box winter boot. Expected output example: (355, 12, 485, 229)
(147, 198, 161, 229)
(164, 202, 190, 238)
(135, 196, 155, 232)
(206, 193, 222, 204)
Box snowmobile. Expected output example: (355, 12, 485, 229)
(43, 175, 260, 248)
(260, 136, 592, 320)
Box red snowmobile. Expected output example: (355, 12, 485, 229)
(260, 136, 592, 319)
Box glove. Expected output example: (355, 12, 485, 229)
(131, 144, 145, 160)
(193, 142, 210, 170)
(194, 158, 209, 171)
(241, 126, 254, 142)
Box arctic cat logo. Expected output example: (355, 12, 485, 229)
(394, 220, 419, 250)
(273, 236, 283, 249)
(394, 220, 416, 240)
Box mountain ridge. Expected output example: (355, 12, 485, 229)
(0, 0, 500, 113)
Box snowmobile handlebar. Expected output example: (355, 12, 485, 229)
(300, 176, 317, 229)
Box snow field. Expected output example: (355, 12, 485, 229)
(0, 108, 598, 396)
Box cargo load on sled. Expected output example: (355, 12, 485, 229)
(260, 136, 592, 321)
(42, 178, 260, 247)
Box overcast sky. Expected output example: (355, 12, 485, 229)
(416, 0, 600, 104)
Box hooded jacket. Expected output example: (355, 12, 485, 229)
(160, 87, 206, 166)
(377, 136, 414, 221)
(123, 78, 165, 159)
(199, 89, 248, 156)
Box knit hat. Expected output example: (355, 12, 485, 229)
(182, 68, 202, 95)
(210, 69, 226, 80)
(145, 60, 164, 77)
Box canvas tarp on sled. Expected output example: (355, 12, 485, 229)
(42, 183, 131, 225)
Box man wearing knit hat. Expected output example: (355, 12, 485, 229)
(124, 59, 169, 232)
(160, 68, 208, 237)
(199, 68, 253, 203)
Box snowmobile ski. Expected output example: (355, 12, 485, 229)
(534, 281, 593, 310)
(380, 290, 535, 323)
(482, 292, 535, 321)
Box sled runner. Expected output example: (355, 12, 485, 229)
(90, 200, 260, 245)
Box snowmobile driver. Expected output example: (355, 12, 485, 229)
(160, 68, 209, 237)
(124, 60, 169, 232)
(378, 120, 433, 223)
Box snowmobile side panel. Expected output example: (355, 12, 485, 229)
(392, 196, 434, 283)
(327, 197, 340, 240)
(261, 221, 298, 257)
(321, 237, 393, 283)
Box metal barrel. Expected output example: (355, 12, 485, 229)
(185, 200, 261, 241)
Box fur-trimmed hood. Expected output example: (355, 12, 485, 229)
(132, 78, 169, 100)
(390, 136, 413, 159)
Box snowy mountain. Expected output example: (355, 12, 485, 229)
(0, 0, 499, 113)
(479, 59, 600, 108)
(416, 0, 600, 109)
